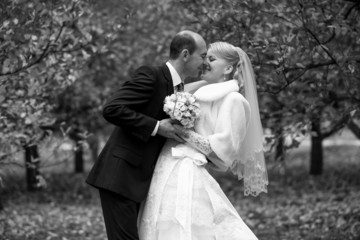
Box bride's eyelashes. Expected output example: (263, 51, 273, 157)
(207, 56, 216, 62)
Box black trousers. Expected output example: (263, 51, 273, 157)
(99, 188, 140, 240)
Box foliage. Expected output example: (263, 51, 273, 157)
(0, 0, 96, 163)
(2, 0, 359, 182)
(35, 0, 206, 164)
(0, 0, 187, 162)
(61, 0, 194, 131)
(1, 0, 203, 190)
(178, 0, 360, 148)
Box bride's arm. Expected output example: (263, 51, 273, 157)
(173, 125, 215, 157)
(175, 93, 249, 169)
(184, 80, 208, 94)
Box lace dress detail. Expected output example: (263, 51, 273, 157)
(231, 150, 268, 197)
(174, 125, 213, 156)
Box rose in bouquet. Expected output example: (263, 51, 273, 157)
(163, 92, 200, 128)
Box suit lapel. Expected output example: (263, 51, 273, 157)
(161, 64, 174, 95)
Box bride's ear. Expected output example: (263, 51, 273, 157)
(224, 65, 233, 75)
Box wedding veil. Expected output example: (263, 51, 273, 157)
(231, 47, 268, 197)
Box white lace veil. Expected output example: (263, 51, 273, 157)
(231, 47, 268, 196)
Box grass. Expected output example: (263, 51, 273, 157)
(0, 144, 359, 240)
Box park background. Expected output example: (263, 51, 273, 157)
(0, 0, 359, 239)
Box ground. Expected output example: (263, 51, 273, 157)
(0, 137, 359, 240)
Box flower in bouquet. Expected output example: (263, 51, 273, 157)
(163, 92, 200, 128)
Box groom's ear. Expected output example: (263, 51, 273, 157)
(224, 65, 233, 75)
(181, 49, 190, 61)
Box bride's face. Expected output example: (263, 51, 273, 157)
(201, 49, 230, 84)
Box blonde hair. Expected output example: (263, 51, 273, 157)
(208, 42, 241, 79)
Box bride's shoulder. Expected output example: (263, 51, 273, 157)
(184, 80, 208, 94)
(220, 92, 250, 117)
(223, 91, 248, 104)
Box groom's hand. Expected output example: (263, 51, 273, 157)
(157, 119, 185, 143)
(173, 124, 190, 139)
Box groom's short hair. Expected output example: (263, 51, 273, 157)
(169, 32, 197, 60)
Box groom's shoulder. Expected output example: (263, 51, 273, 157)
(133, 64, 164, 74)
(130, 64, 166, 80)
(132, 65, 156, 74)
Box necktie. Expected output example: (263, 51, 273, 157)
(175, 82, 184, 92)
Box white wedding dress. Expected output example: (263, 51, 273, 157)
(138, 80, 258, 240)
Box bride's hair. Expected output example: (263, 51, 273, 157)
(208, 42, 241, 79)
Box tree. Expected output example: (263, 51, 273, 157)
(51, 0, 196, 166)
(0, 0, 96, 188)
(178, 0, 360, 174)
(0, 0, 196, 188)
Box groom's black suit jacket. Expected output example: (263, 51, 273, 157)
(86, 64, 174, 202)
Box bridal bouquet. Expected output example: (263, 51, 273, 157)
(163, 92, 200, 128)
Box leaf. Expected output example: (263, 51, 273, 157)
(350, 110, 357, 118)
(2, 58, 11, 74)
(286, 33, 295, 43)
(295, 63, 306, 69)
(350, 222, 360, 237)
(348, 64, 355, 74)
(0, 175, 4, 188)
(14, 133, 28, 139)
(2, 20, 10, 28)
(25, 117, 32, 125)
(0, 86, 5, 103)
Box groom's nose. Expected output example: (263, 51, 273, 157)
(200, 63, 207, 73)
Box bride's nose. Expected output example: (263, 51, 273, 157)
(203, 57, 210, 64)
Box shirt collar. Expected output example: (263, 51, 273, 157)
(166, 62, 182, 87)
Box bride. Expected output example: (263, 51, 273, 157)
(138, 42, 268, 240)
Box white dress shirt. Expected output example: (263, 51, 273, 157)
(151, 62, 183, 136)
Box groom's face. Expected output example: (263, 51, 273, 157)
(185, 39, 207, 78)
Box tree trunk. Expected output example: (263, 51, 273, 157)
(74, 142, 84, 173)
(275, 133, 285, 162)
(0, 194, 3, 211)
(69, 126, 85, 173)
(310, 120, 324, 175)
(87, 134, 99, 162)
(24, 144, 40, 191)
(0, 176, 3, 211)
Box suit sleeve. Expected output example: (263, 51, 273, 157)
(102, 66, 159, 142)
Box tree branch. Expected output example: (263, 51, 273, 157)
(322, 113, 350, 138)
(305, 27, 339, 66)
(344, 2, 359, 19)
(347, 119, 360, 139)
(0, 149, 24, 162)
(261, 57, 342, 95)
(0, 23, 65, 77)
(322, 29, 336, 45)
(285, 60, 337, 72)
(337, 95, 360, 104)
(263, 69, 307, 94)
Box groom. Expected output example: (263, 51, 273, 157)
(86, 30, 207, 240)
